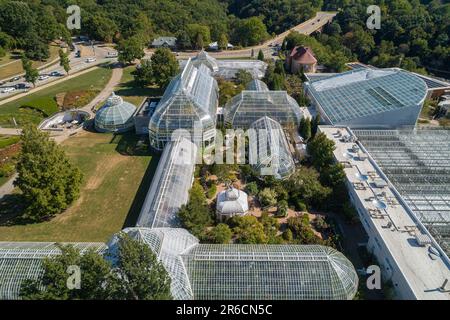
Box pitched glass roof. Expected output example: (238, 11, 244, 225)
(225, 85, 303, 129)
(305, 69, 428, 124)
(248, 116, 295, 180)
(94, 93, 137, 132)
(112, 228, 358, 300)
(136, 137, 197, 228)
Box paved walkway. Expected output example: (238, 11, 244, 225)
(0, 128, 22, 136)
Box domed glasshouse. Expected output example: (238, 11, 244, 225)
(94, 93, 137, 133)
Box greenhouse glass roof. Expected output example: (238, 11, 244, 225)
(354, 129, 450, 257)
(94, 93, 137, 132)
(305, 69, 428, 124)
(136, 137, 197, 228)
(149, 59, 218, 150)
(0, 242, 106, 299)
(248, 116, 295, 180)
(246, 79, 269, 92)
(112, 228, 358, 300)
(224, 85, 303, 129)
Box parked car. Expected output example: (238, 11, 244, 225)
(106, 51, 118, 58)
(86, 57, 96, 63)
(50, 71, 63, 77)
(15, 83, 30, 90)
(38, 74, 49, 81)
(10, 76, 21, 82)
(1, 87, 15, 93)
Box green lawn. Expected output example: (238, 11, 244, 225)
(114, 65, 163, 107)
(0, 66, 113, 128)
(0, 45, 61, 80)
(0, 131, 160, 242)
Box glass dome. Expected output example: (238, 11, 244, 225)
(95, 93, 137, 133)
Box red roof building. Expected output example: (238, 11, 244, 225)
(286, 46, 317, 74)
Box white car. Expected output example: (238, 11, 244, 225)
(86, 57, 97, 63)
(1, 87, 16, 93)
(106, 51, 118, 58)
(38, 75, 49, 81)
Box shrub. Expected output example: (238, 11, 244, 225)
(295, 200, 307, 212)
(259, 188, 277, 207)
(244, 181, 258, 196)
(206, 184, 217, 199)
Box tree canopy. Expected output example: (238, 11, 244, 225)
(14, 124, 83, 222)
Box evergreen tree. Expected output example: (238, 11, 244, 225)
(209, 223, 232, 244)
(21, 56, 39, 87)
(307, 132, 336, 170)
(177, 31, 192, 50)
(257, 49, 265, 61)
(300, 117, 311, 140)
(218, 33, 228, 51)
(14, 124, 83, 222)
(311, 114, 321, 138)
(59, 49, 71, 75)
(195, 33, 204, 50)
(149, 48, 179, 88)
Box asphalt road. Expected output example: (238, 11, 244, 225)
(0, 42, 117, 100)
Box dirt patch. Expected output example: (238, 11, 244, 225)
(79, 45, 95, 57)
(85, 155, 127, 190)
(63, 90, 99, 110)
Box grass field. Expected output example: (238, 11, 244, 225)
(0, 131, 160, 242)
(114, 65, 163, 106)
(0, 45, 61, 80)
(0, 66, 113, 127)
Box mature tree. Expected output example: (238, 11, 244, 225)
(14, 124, 83, 222)
(177, 31, 192, 50)
(218, 33, 228, 51)
(257, 49, 264, 61)
(118, 37, 144, 65)
(149, 48, 179, 88)
(209, 223, 232, 244)
(230, 215, 267, 244)
(195, 33, 204, 50)
(259, 188, 277, 207)
(20, 245, 111, 300)
(179, 182, 213, 238)
(59, 49, 71, 75)
(311, 114, 320, 138)
(233, 17, 269, 47)
(260, 212, 280, 243)
(285, 167, 332, 209)
(134, 59, 153, 87)
(299, 117, 311, 140)
(84, 14, 118, 43)
(23, 32, 49, 61)
(21, 56, 39, 87)
(108, 234, 172, 300)
(235, 69, 252, 86)
(307, 132, 336, 170)
(320, 163, 346, 188)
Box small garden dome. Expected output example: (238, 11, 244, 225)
(95, 93, 137, 133)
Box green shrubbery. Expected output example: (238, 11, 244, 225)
(0, 135, 20, 149)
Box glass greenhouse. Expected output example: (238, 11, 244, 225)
(149, 59, 219, 151)
(355, 129, 450, 257)
(248, 116, 296, 180)
(94, 93, 137, 133)
(224, 80, 302, 129)
(0, 242, 106, 299)
(304, 68, 428, 128)
(109, 228, 359, 300)
(136, 137, 197, 228)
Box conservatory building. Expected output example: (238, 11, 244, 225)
(94, 93, 137, 133)
(304, 68, 428, 128)
(149, 59, 218, 151)
(107, 227, 359, 300)
(249, 116, 296, 180)
(224, 80, 303, 129)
